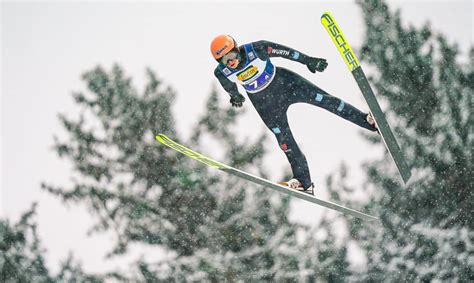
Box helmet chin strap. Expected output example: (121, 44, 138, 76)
(235, 47, 243, 63)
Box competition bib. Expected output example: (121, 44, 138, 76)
(219, 44, 276, 93)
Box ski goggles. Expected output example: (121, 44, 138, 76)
(220, 50, 240, 65)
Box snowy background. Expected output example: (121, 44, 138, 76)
(2, 0, 472, 274)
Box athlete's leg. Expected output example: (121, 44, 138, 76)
(285, 71, 377, 132)
(314, 89, 376, 130)
(264, 114, 313, 189)
(247, 69, 313, 189)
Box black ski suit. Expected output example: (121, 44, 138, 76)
(214, 40, 376, 189)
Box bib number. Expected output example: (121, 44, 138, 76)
(244, 73, 272, 92)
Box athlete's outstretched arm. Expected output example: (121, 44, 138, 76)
(252, 40, 310, 63)
(214, 68, 245, 108)
(214, 68, 240, 96)
(253, 40, 328, 73)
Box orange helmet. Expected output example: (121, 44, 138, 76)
(210, 35, 237, 60)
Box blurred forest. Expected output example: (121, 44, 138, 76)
(1, 0, 472, 281)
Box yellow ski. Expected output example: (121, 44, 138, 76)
(156, 134, 378, 222)
(321, 12, 411, 184)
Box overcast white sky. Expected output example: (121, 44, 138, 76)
(1, 0, 472, 274)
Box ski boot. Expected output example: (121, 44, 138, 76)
(366, 112, 379, 133)
(278, 178, 315, 195)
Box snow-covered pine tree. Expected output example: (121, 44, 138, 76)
(332, 0, 473, 281)
(0, 204, 107, 281)
(0, 204, 54, 282)
(42, 65, 351, 281)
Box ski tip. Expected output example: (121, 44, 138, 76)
(155, 133, 167, 143)
(320, 11, 333, 21)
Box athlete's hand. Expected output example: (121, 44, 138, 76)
(230, 94, 245, 108)
(306, 57, 328, 73)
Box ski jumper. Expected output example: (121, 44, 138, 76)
(214, 40, 376, 188)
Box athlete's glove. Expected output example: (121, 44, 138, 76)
(230, 94, 245, 108)
(306, 57, 328, 73)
